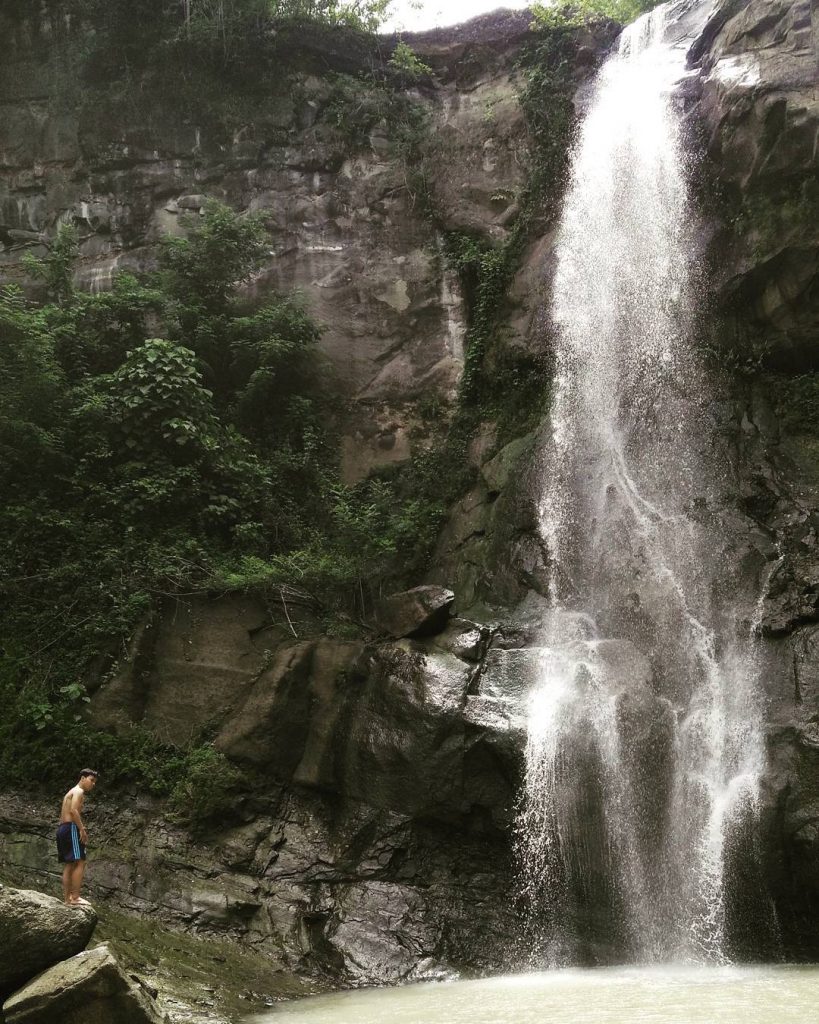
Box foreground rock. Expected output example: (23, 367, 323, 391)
(0, 885, 96, 999)
(3, 944, 166, 1024)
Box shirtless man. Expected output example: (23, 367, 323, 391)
(56, 769, 99, 906)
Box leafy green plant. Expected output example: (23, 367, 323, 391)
(388, 41, 432, 79)
(531, 0, 662, 29)
(169, 745, 247, 825)
(0, 202, 335, 794)
(22, 224, 80, 305)
(269, 0, 393, 31)
(769, 373, 819, 435)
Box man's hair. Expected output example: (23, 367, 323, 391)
(79, 769, 99, 779)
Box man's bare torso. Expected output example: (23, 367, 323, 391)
(60, 785, 84, 824)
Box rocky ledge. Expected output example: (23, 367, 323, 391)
(0, 589, 536, 992)
(0, 885, 164, 1023)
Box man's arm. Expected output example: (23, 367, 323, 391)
(70, 790, 88, 842)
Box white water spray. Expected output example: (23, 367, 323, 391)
(517, 2, 766, 964)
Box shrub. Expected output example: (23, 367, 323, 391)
(388, 41, 432, 78)
(531, 0, 663, 28)
(169, 745, 247, 825)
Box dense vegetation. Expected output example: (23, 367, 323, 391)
(0, 203, 455, 809)
(532, 0, 664, 28)
(0, 0, 653, 813)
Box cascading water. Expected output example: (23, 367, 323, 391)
(516, 1, 769, 965)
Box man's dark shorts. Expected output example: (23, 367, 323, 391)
(56, 822, 86, 863)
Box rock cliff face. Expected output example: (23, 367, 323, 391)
(2, 0, 819, 994)
(691, 0, 819, 959)
(0, 6, 549, 483)
(0, 5, 571, 990)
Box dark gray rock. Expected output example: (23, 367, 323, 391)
(433, 618, 492, 662)
(176, 194, 208, 209)
(378, 585, 455, 638)
(215, 639, 516, 824)
(0, 886, 96, 1000)
(695, 0, 819, 364)
(3, 944, 166, 1024)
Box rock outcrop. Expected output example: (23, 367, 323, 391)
(3, 945, 165, 1024)
(0, 886, 96, 1000)
(0, 887, 166, 1024)
(695, 0, 819, 368)
(686, 0, 819, 959)
(377, 584, 455, 637)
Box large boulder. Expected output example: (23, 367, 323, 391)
(3, 945, 166, 1024)
(378, 585, 455, 638)
(216, 639, 512, 822)
(0, 885, 96, 1000)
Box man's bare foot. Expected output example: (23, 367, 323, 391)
(68, 897, 92, 907)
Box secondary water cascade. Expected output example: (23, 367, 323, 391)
(516, 1, 770, 964)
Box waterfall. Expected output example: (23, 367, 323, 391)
(516, 1, 767, 964)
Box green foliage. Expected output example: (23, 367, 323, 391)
(160, 203, 267, 314)
(730, 179, 819, 259)
(0, 287, 65, 488)
(73, 0, 391, 86)
(431, 24, 576, 423)
(443, 233, 514, 402)
(388, 41, 432, 79)
(0, 201, 332, 797)
(22, 224, 80, 305)
(77, 0, 392, 37)
(266, 0, 392, 31)
(316, 72, 390, 150)
(516, 23, 579, 233)
(210, 439, 473, 620)
(769, 373, 819, 436)
(169, 745, 247, 825)
(315, 70, 430, 159)
(98, 339, 217, 454)
(531, 0, 662, 28)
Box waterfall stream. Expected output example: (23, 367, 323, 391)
(516, 1, 768, 964)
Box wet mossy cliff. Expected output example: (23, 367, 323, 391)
(1, 0, 819, 1007)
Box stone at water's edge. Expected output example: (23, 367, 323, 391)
(377, 585, 455, 638)
(0, 885, 97, 1000)
(3, 944, 166, 1024)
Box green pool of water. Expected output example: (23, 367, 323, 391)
(248, 965, 819, 1024)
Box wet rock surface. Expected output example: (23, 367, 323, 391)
(0, 783, 518, 996)
(693, 0, 819, 367)
(0, 608, 529, 995)
(686, 0, 819, 959)
(377, 585, 455, 638)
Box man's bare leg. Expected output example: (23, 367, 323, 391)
(68, 861, 90, 905)
(62, 864, 72, 904)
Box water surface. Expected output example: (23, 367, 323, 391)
(249, 965, 819, 1023)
